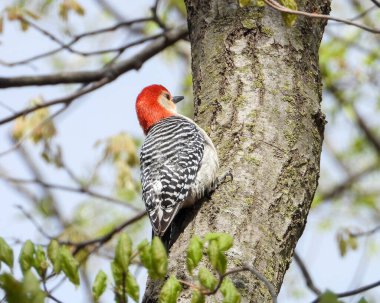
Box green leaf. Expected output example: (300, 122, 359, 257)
(0, 16, 4, 33)
(207, 239, 227, 274)
(357, 298, 368, 303)
(0, 273, 22, 303)
(125, 271, 139, 302)
(32, 245, 48, 278)
(191, 290, 205, 303)
(151, 237, 168, 279)
(19, 240, 35, 274)
(187, 236, 204, 274)
(22, 271, 46, 303)
(220, 278, 241, 303)
(319, 291, 341, 303)
(60, 246, 80, 286)
(0, 272, 45, 303)
(217, 234, 233, 251)
(337, 235, 347, 257)
(205, 233, 233, 251)
(348, 235, 358, 250)
(115, 233, 132, 272)
(239, 0, 253, 7)
(198, 267, 218, 291)
(159, 275, 182, 303)
(0, 237, 14, 268)
(47, 240, 61, 274)
(92, 270, 107, 301)
(111, 260, 123, 285)
(137, 239, 155, 278)
(279, 0, 298, 27)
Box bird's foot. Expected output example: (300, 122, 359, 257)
(216, 169, 233, 188)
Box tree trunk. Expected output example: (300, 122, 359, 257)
(144, 0, 330, 302)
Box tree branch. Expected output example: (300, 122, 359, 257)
(0, 25, 188, 88)
(370, 0, 380, 8)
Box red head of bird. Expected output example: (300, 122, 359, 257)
(136, 84, 184, 134)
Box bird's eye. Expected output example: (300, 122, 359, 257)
(164, 93, 170, 100)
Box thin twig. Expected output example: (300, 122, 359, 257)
(264, 0, 380, 34)
(349, 225, 380, 238)
(1, 175, 143, 211)
(0, 17, 153, 67)
(203, 264, 278, 303)
(68, 210, 146, 255)
(14, 142, 66, 225)
(294, 252, 321, 295)
(320, 162, 379, 201)
(0, 77, 110, 125)
(311, 279, 380, 302)
(42, 280, 64, 303)
(0, 105, 69, 157)
(16, 205, 54, 240)
(0, 25, 188, 88)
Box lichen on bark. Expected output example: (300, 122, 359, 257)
(143, 0, 330, 302)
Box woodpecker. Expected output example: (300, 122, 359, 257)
(136, 84, 219, 240)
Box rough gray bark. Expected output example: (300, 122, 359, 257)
(144, 0, 330, 302)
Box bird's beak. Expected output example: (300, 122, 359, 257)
(172, 96, 184, 104)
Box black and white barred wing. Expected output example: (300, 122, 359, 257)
(140, 116, 205, 237)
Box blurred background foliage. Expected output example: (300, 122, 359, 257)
(0, 0, 379, 302)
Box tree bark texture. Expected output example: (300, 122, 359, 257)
(144, 0, 330, 302)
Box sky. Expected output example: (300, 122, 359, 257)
(0, 1, 379, 302)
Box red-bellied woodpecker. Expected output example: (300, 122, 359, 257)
(136, 84, 219, 241)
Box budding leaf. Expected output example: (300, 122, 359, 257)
(337, 235, 347, 257)
(33, 245, 48, 278)
(207, 239, 227, 274)
(19, 240, 35, 274)
(348, 235, 358, 250)
(220, 278, 241, 303)
(0, 16, 3, 33)
(198, 267, 218, 291)
(126, 271, 139, 302)
(279, 0, 298, 27)
(239, 0, 253, 7)
(205, 233, 233, 251)
(159, 275, 182, 303)
(60, 247, 80, 286)
(151, 237, 168, 279)
(0, 271, 45, 303)
(22, 271, 46, 303)
(191, 290, 205, 303)
(47, 240, 61, 274)
(239, 0, 265, 7)
(137, 239, 155, 278)
(92, 270, 107, 301)
(0, 237, 14, 269)
(115, 233, 132, 272)
(111, 260, 123, 286)
(187, 236, 203, 274)
(319, 290, 342, 303)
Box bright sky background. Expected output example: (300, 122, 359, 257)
(0, 1, 379, 302)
